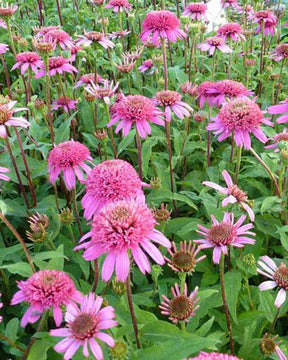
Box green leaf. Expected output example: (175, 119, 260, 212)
(195, 316, 215, 337)
(224, 270, 242, 323)
(260, 196, 283, 214)
(117, 129, 135, 156)
(55, 111, 78, 144)
(142, 137, 159, 178)
(27, 340, 51, 360)
(5, 318, 19, 341)
(277, 225, 288, 251)
(0, 262, 33, 277)
(149, 189, 198, 210)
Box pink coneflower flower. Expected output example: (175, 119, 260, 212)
(159, 283, 199, 324)
(105, 0, 132, 13)
(52, 97, 78, 113)
(35, 56, 78, 78)
(208, 98, 273, 149)
(85, 79, 118, 104)
(203, 170, 254, 221)
(48, 140, 92, 190)
(74, 73, 102, 89)
(260, 334, 287, 360)
(0, 3, 18, 18)
(11, 52, 42, 75)
(154, 90, 193, 122)
(33, 25, 60, 37)
(50, 293, 117, 360)
(196, 81, 220, 108)
(0, 18, 6, 28)
(214, 80, 253, 104)
(189, 352, 242, 360)
(45, 29, 74, 50)
(68, 44, 83, 62)
(270, 43, 288, 62)
(77, 31, 114, 49)
(182, 3, 207, 21)
(107, 94, 164, 138)
(140, 10, 186, 45)
(257, 256, 288, 308)
(141, 35, 162, 48)
(75, 199, 171, 282)
(109, 30, 131, 39)
(11, 270, 82, 327)
(265, 129, 288, 152)
(198, 36, 231, 55)
(0, 43, 8, 54)
(0, 100, 29, 138)
(165, 241, 206, 273)
(115, 56, 135, 73)
(217, 23, 246, 41)
(221, 0, 240, 9)
(194, 212, 255, 264)
(0, 166, 10, 188)
(252, 10, 278, 36)
(180, 82, 198, 97)
(268, 99, 288, 124)
(138, 59, 155, 74)
(82, 159, 145, 219)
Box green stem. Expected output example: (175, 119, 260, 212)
(67, 224, 75, 244)
(44, 56, 54, 144)
(234, 146, 242, 184)
(71, 188, 83, 237)
(6, 19, 16, 56)
(0, 333, 25, 352)
(270, 307, 280, 333)
(104, 103, 117, 158)
(245, 275, 254, 310)
(135, 131, 143, 180)
(126, 273, 141, 349)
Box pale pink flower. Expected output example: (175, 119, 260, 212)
(85, 79, 118, 104)
(189, 353, 242, 360)
(33, 25, 60, 37)
(105, 0, 132, 13)
(74, 73, 103, 89)
(50, 293, 117, 360)
(198, 36, 231, 55)
(221, 0, 240, 9)
(203, 170, 254, 221)
(207, 98, 273, 149)
(0, 43, 8, 54)
(0, 4, 18, 18)
(68, 44, 83, 62)
(12, 51, 42, 75)
(214, 80, 253, 105)
(107, 94, 164, 138)
(48, 140, 92, 190)
(265, 129, 288, 152)
(109, 30, 131, 39)
(217, 23, 246, 41)
(45, 29, 74, 50)
(0, 166, 10, 188)
(140, 10, 186, 45)
(82, 159, 146, 220)
(75, 199, 171, 282)
(159, 283, 199, 324)
(180, 82, 198, 97)
(35, 56, 78, 78)
(138, 59, 155, 74)
(194, 212, 255, 264)
(257, 256, 288, 308)
(182, 3, 207, 21)
(269, 99, 288, 124)
(251, 10, 278, 36)
(0, 100, 29, 138)
(52, 97, 78, 113)
(77, 31, 114, 49)
(11, 270, 82, 327)
(270, 43, 288, 62)
(0, 18, 7, 28)
(154, 90, 193, 122)
(196, 81, 220, 108)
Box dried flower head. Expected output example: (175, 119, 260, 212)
(260, 333, 286, 360)
(152, 203, 172, 223)
(28, 212, 49, 232)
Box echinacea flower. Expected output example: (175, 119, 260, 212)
(11, 51, 42, 75)
(68, 44, 83, 62)
(217, 23, 246, 41)
(265, 129, 288, 152)
(0, 43, 8, 54)
(109, 30, 131, 39)
(207, 98, 273, 149)
(154, 90, 193, 121)
(203, 170, 254, 221)
(159, 283, 199, 324)
(115, 56, 135, 73)
(0, 100, 29, 138)
(189, 352, 243, 360)
(52, 97, 78, 113)
(196, 81, 220, 108)
(77, 31, 114, 49)
(260, 333, 287, 360)
(44, 29, 74, 50)
(221, 0, 240, 8)
(50, 292, 117, 360)
(0, 166, 10, 189)
(0, 18, 6, 28)
(257, 256, 288, 308)
(138, 59, 155, 74)
(251, 10, 278, 36)
(194, 212, 255, 264)
(0, 3, 18, 18)
(107, 94, 164, 138)
(82, 159, 146, 219)
(75, 199, 171, 282)
(35, 56, 78, 78)
(268, 99, 288, 124)
(33, 25, 60, 37)
(214, 80, 253, 104)
(85, 79, 118, 104)
(48, 140, 92, 190)
(198, 36, 231, 55)
(140, 10, 186, 45)
(180, 82, 198, 97)
(11, 270, 82, 327)
(165, 241, 206, 273)
(105, 0, 132, 13)
(182, 3, 207, 21)
(74, 73, 103, 89)
(270, 43, 288, 62)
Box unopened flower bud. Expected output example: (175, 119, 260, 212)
(112, 278, 126, 295)
(110, 340, 129, 360)
(150, 177, 161, 189)
(58, 208, 74, 225)
(152, 203, 172, 222)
